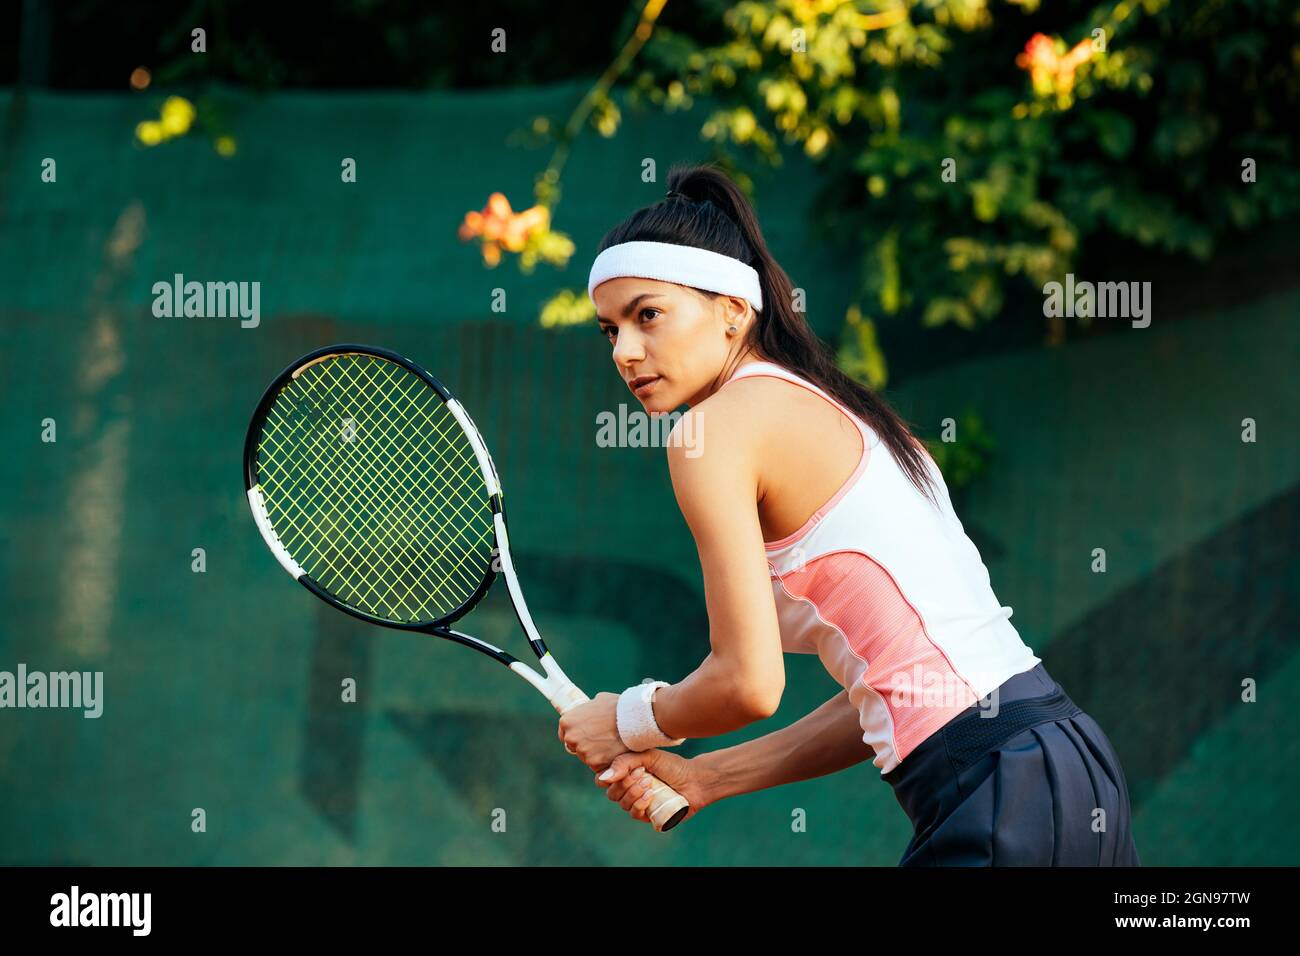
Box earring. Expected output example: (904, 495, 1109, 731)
(728, 325, 738, 334)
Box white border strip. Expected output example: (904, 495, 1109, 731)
(247, 485, 305, 580)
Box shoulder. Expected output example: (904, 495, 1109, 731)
(664, 376, 785, 470)
(664, 376, 806, 520)
(675, 372, 827, 458)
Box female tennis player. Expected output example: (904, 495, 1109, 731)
(557, 163, 1140, 865)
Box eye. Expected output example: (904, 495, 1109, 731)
(599, 324, 616, 342)
(639, 307, 661, 322)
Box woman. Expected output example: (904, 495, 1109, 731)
(558, 163, 1140, 866)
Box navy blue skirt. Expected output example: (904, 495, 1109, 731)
(882, 663, 1140, 866)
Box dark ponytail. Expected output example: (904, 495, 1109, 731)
(596, 162, 939, 503)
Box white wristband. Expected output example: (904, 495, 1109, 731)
(617, 680, 686, 752)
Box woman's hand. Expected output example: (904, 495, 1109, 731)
(556, 692, 627, 771)
(595, 750, 714, 827)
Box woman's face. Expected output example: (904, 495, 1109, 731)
(593, 277, 749, 413)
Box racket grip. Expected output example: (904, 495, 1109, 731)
(637, 774, 691, 832)
(551, 681, 691, 832)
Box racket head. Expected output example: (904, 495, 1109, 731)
(244, 344, 500, 631)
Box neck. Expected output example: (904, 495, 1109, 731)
(686, 351, 770, 407)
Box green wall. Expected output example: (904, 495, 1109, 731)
(1, 86, 1296, 864)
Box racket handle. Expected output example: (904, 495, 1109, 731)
(637, 774, 692, 833)
(551, 682, 691, 832)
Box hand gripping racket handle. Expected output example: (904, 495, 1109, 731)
(550, 682, 690, 832)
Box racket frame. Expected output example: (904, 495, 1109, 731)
(243, 343, 689, 830)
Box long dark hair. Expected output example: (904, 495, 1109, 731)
(596, 162, 939, 503)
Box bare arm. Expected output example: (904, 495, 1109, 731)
(649, 398, 787, 739)
(695, 689, 875, 804)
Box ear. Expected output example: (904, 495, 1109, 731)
(720, 295, 750, 328)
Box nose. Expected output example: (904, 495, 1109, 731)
(611, 326, 646, 368)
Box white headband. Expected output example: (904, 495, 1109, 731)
(587, 240, 763, 313)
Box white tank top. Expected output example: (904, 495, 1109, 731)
(720, 361, 1040, 773)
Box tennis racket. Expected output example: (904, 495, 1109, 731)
(243, 343, 690, 831)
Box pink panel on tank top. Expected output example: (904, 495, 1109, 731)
(776, 551, 980, 763)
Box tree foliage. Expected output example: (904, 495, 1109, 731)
(626, 0, 1299, 346)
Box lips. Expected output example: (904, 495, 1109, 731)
(629, 375, 660, 396)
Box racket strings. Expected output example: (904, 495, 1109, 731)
(275, 367, 469, 599)
(261, 362, 485, 619)
(272, 360, 487, 616)
(255, 353, 495, 623)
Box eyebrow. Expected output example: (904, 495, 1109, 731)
(595, 293, 664, 325)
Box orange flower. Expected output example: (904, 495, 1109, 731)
(1016, 32, 1094, 97)
(457, 209, 484, 242)
(1058, 39, 1094, 82)
(459, 193, 552, 265)
(1018, 33, 1057, 72)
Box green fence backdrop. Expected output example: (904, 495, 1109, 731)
(0, 85, 1296, 865)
